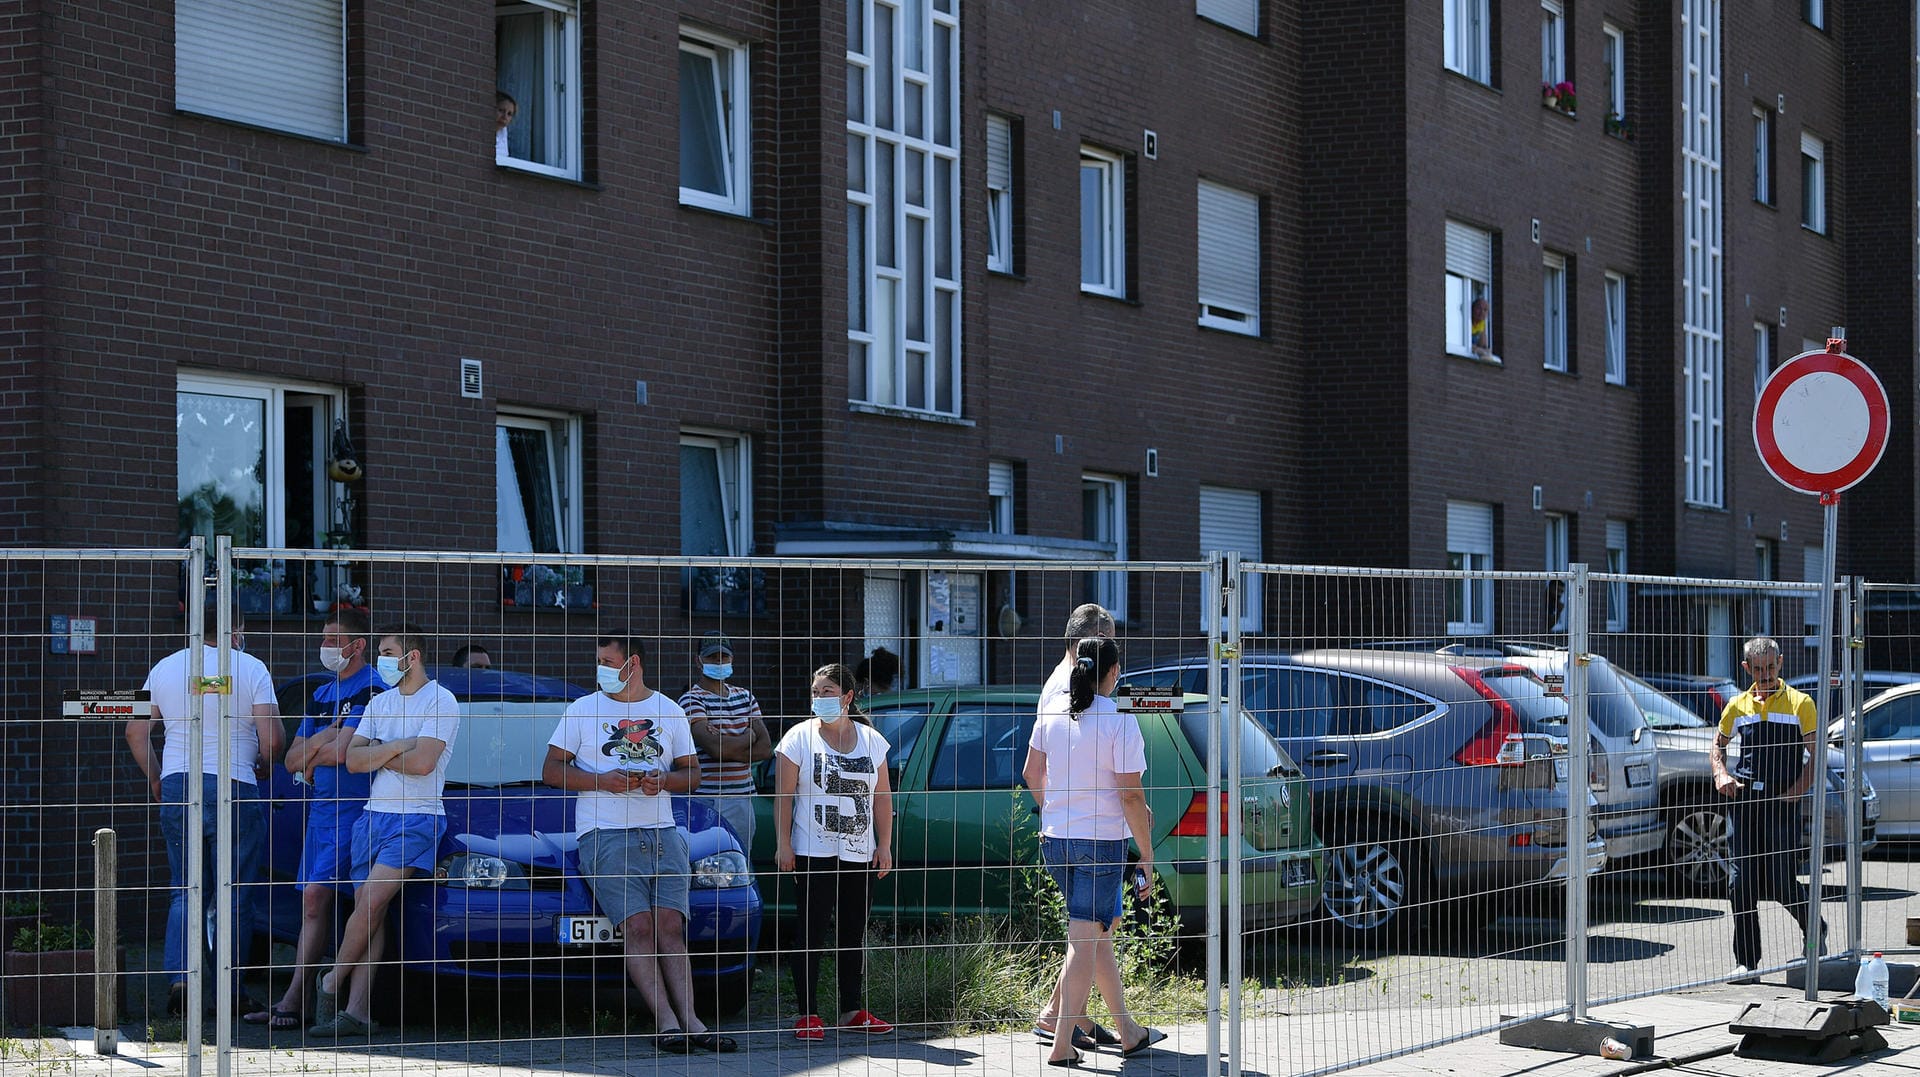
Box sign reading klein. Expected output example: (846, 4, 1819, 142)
(64, 690, 151, 719)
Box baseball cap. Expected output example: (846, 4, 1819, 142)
(698, 631, 733, 659)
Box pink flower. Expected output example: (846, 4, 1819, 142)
(1556, 81, 1576, 96)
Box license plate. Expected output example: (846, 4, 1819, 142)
(1625, 763, 1653, 787)
(557, 916, 622, 945)
(1554, 758, 1570, 782)
(1868, 799, 1882, 821)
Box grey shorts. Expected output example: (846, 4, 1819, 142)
(578, 826, 692, 922)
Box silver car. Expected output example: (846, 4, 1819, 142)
(1842, 683, 1920, 839)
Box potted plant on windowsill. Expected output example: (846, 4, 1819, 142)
(1542, 81, 1577, 115)
(4, 922, 120, 1028)
(1606, 112, 1634, 140)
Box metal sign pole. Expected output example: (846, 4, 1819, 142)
(1804, 500, 1837, 1001)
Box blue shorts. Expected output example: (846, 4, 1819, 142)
(578, 826, 693, 921)
(1040, 835, 1127, 930)
(298, 806, 365, 893)
(350, 811, 447, 882)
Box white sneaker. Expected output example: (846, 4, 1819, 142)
(1730, 965, 1760, 985)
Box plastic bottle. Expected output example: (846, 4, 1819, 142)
(1855, 952, 1890, 1008)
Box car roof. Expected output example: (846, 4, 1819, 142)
(1864, 682, 1920, 707)
(425, 666, 589, 702)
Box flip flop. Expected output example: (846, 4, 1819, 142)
(1087, 1022, 1122, 1047)
(655, 1032, 695, 1054)
(1032, 1025, 1099, 1051)
(1047, 1050, 1083, 1068)
(1122, 1028, 1167, 1056)
(688, 1032, 738, 1053)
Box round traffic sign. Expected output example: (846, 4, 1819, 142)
(1753, 350, 1890, 495)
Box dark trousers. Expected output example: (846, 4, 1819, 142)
(790, 854, 873, 1018)
(1727, 793, 1821, 968)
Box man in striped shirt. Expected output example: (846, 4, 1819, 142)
(678, 632, 772, 851)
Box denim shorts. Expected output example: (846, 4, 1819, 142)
(579, 826, 693, 921)
(350, 810, 447, 881)
(1040, 835, 1127, 930)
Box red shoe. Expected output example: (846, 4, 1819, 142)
(794, 1015, 826, 1041)
(843, 1010, 894, 1034)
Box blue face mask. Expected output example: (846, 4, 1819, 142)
(597, 665, 629, 694)
(702, 663, 733, 681)
(375, 655, 405, 687)
(811, 696, 843, 722)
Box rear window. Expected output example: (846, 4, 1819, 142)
(1126, 663, 1434, 740)
(1472, 668, 1575, 730)
(1175, 705, 1293, 778)
(1617, 669, 1712, 730)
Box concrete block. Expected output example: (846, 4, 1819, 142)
(1498, 1016, 1654, 1060)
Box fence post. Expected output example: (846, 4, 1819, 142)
(214, 536, 234, 1076)
(1224, 551, 1245, 1077)
(1203, 552, 1225, 1074)
(1805, 515, 1838, 1001)
(1845, 577, 1866, 959)
(93, 828, 117, 1055)
(184, 537, 205, 1077)
(1564, 565, 1591, 1022)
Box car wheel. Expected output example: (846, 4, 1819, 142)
(1665, 802, 1732, 892)
(1320, 821, 1419, 943)
(693, 969, 751, 1021)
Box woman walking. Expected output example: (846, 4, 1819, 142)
(773, 662, 895, 1039)
(1023, 637, 1164, 1065)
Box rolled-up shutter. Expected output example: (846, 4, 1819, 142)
(1198, 181, 1260, 326)
(1445, 219, 1493, 282)
(176, 0, 346, 142)
(1197, 0, 1259, 35)
(1447, 500, 1494, 554)
(986, 115, 1012, 192)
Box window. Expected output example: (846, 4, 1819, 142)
(929, 703, 1035, 789)
(175, 0, 346, 141)
(682, 431, 757, 614)
(1802, 544, 1827, 645)
(1199, 485, 1264, 630)
(1445, 0, 1491, 84)
(1542, 252, 1568, 372)
(1083, 474, 1128, 621)
(1544, 513, 1569, 571)
(679, 29, 750, 215)
(1080, 147, 1127, 297)
(987, 459, 1015, 534)
(177, 373, 343, 550)
(1539, 1, 1565, 88)
(1603, 23, 1627, 130)
(1754, 538, 1776, 634)
(1801, 132, 1826, 233)
(1604, 272, 1627, 384)
(986, 113, 1015, 272)
(1605, 519, 1629, 631)
(496, 0, 583, 179)
(1804, 0, 1824, 30)
(848, 0, 962, 416)
(1752, 106, 1773, 204)
(1197, 181, 1261, 334)
(1445, 220, 1496, 361)
(1753, 320, 1776, 399)
(1682, 0, 1723, 509)
(497, 412, 582, 553)
(1197, 0, 1258, 35)
(1446, 501, 1495, 635)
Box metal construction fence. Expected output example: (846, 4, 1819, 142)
(0, 540, 1903, 1077)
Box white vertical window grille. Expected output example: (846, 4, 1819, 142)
(986, 113, 1014, 272)
(1540, 0, 1565, 87)
(1446, 500, 1495, 635)
(1197, 0, 1258, 35)
(496, 0, 583, 179)
(987, 459, 1015, 534)
(175, 0, 347, 142)
(1445, 0, 1491, 84)
(1197, 180, 1261, 334)
(1752, 106, 1772, 204)
(1199, 485, 1264, 630)
(1604, 272, 1627, 384)
(1682, 0, 1724, 508)
(1445, 220, 1495, 360)
(679, 29, 751, 215)
(1800, 132, 1826, 233)
(1603, 23, 1627, 127)
(1080, 147, 1127, 297)
(1542, 252, 1568, 372)
(1753, 321, 1774, 400)
(1605, 519, 1629, 631)
(1083, 474, 1128, 622)
(848, 0, 962, 415)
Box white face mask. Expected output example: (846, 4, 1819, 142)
(597, 665, 629, 695)
(702, 663, 733, 682)
(375, 655, 405, 687)
(811, 696, 844, 723)
(319, 646, 348, 673)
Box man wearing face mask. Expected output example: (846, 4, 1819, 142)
(542, 635, 732, 1052)
(246, 607, 379, 1031)
(677, 631, 772, 853)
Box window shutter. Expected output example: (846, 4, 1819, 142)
(1198, 486, 1262, 561)
(1606, 519, 1629, 555)
(176, 0, 346, 142)
(1197, 0, 1259, 35)
(1197, 181, 1260, 317)
(1447, 500, 1495, 554)
(986, 115, 1012, 192)
(987, 459, 1014, 497)
(1445, 220, 1494, 283)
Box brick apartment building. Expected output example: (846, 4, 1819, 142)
(0, 2, 1913, 898)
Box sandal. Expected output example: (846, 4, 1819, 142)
(688, 1032, 738, 1053)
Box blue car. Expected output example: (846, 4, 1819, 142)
(261, 668, 762, 1016)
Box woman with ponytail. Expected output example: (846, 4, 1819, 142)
(1021, 637, 1163, 1065)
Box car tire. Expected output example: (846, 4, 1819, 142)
(1318, 819, 1420, 945)
(693, 969, 751, 1021)
(1664, 800, 1732, 893)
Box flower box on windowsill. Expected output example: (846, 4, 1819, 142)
(235, 582, 294, 617)
(501, 565, 595, 611)
(683, 566, 768, 617)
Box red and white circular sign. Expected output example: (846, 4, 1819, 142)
(1753, 350, 1890, 495)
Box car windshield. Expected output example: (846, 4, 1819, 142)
(1175, 704, 1295, 778)
(1616, 669, 1712, 730)
(445, 701, 572, 786)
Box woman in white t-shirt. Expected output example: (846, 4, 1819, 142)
(1022, 637, 1163, 1064)
(773, 662, 895, 1041)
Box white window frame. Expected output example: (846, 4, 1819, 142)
(497, 410, 583, 554)
(1605, 520, 1629, 631)
(1080, 146, 1127, 297)
(1444, 0, 1491, 84)
(1801, 132, 1827, 234)
(175, 0, 347, 142)
(680, 430, 752, 557)
(1604, 272, 1627, 385)
(1682, 0, 1724, 509)
(1445, 219, 1496, 361)
(1754, 538, 1776, 634)
(1540, 0, 1566, 87)
(1197, 180, 1261, 335)
(1752, 106, 1772, 204)
(987, 459, 1015, 534)
(1753, 320, 1775, 400)
(177, 371, 343, 550)
(986, 113, 1014, 273)
(1542, 252, 1568, 372)
(847, 0, 963, 416)
(1544, 513, 1569, 572)
(1802, 544, 1827, 647)
(1446, 500, 1495, 636)
(496, 0, 582, 180)
(1083, 474, 1128, 622)
(1603, 23, 1626, 126)
(1197, 0, 1259, 36)
(1199, 485, 1264, 630)
(678, 29, 751, 216)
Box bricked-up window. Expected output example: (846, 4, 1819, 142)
(1444, 0, 1491, 85)
(1603, 23, 1626, 130)
(679, 28, 750, 215)
(985, 113, 1015, 273)
(1542, 251, 1568, 372)
(1083, 474, 1128, 621)
(1080, 147, 1127, 297)
(1605, 520, 1629, 631)
(1444, 219, 1496, 361)
(1197, 0, 1258, 36)
(496, 0, 582, 180)
(174, 0, 346, 142)
(1445, 500, 1495, 635)
(497, 412, 581, 553)
(1752, 105, 1773, 204)
(1197, 180, 1261, 335)
(848, 0, 962, 416)
(1539, 0, 1565, 89)
(1605, 271, 1628, 385)
(1753, 320, 1775, 400)
(1800, 132, 1827, 234)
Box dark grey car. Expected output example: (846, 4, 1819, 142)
(1122, 650, 1604, 944)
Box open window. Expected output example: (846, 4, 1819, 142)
(496, 0, 583, 179)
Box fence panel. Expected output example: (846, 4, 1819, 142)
(1852, 582, 1918, 966)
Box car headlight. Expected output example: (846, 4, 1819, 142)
(691, 849, 753, 889)
(437, 853, 529, 889)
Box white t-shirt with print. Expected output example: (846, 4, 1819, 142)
(548, 691, 696, 835)
(357, 680, 461, 816)
(142, 645, 279, 784)
(775, 719, 890, 862)
(1029, 692, 1147, 842)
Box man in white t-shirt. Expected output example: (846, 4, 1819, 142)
(542, 635, 735, 1053)
(309, 624, 460, 1039)
(125, 597, 283, 1018)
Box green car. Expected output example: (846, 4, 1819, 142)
(750, 685, 1323, 936)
